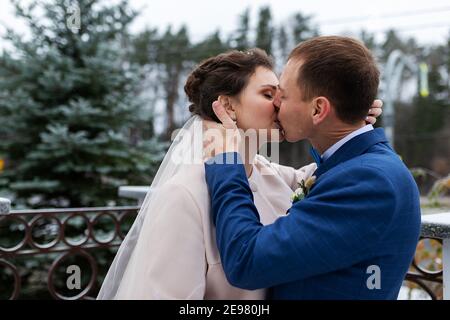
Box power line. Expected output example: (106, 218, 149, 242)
(318, 6, 450, 26)
(374, 22, 450, 34)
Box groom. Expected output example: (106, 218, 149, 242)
(203, 36, 421, 299)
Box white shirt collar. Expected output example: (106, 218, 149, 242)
(321, 124, 374, 162)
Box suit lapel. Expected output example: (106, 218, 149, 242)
(313, 128, 390, 179)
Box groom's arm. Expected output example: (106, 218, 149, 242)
(205, 152, 397, 290)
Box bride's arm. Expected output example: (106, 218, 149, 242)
(119, 183, 207, 299)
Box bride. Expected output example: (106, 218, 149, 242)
(97, 48, 382, 299)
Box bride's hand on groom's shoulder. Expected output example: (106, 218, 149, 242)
(202, 100, 242, 161)
(366, 99, 383, 125)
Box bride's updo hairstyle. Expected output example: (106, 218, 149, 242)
(184, 48, 274, 122)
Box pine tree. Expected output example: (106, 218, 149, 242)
(154, 25, 191, 138)
(255, 6, 273, 55)
(360, 30, 377, 51)
(0, 0, 166, 208)
(130, 27, 230, 139)
(381, 30, 422, 62)
(291, 12, 318, 45)
(233, 8, 250, 51)
(277, 26, 289, 62)
(191, 30, 228, 62)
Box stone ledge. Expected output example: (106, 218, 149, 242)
(421, 212, 450, 239)
(118, 186, 151, 205)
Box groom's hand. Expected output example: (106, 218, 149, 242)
(202, 101, 242, 161)
(366, 99, 383, 125)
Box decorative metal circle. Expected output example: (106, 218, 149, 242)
(0, 259, 21, 300)
(48, 249, 98, 300)
(29, 214, 62, 250)
(413, 238, 443, 276)
(62, 213, 90, 247)
(118, 210, 137, 239)
(90, 212, 118, 244)
(0, 216, 29, 253)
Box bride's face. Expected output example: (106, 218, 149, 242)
(231, 67, 282, 142)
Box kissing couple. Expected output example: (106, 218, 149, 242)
(98, 36, 421, 300)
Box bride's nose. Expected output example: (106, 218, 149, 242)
(273, 90, 281, 109)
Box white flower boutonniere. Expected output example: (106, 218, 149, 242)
(291, 176, 316, 204)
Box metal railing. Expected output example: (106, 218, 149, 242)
(404, 237, 443, 299)
(0, 201, 139, 300)
(0, 197, 448, 300)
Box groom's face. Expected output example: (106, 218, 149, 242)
(277, 59, 314, 142)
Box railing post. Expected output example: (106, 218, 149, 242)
(0, 197, 11, 215)
(421, 212, 450, 300)
(444, 238, 450, 299)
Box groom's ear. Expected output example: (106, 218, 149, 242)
(218, 95, 237, 121)
(312, 97, 331, 125)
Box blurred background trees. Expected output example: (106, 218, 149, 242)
(0, 0, 166, 208)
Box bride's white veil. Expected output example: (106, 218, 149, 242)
(97, 115, 203, 299)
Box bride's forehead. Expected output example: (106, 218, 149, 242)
(249, 68, 279, 86)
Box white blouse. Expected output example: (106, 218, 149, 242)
(114, 155, 316, 299)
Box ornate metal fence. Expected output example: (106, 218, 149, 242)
(404, 237, 443, 299)
(0, 201, 447, 299)
(0, 206, 139, 300)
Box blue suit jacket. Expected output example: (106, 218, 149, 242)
(204, 128, 421, 299)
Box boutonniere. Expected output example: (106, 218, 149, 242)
(291, 176, 316, 203)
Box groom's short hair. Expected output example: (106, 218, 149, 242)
(288, 36, 380, 124)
